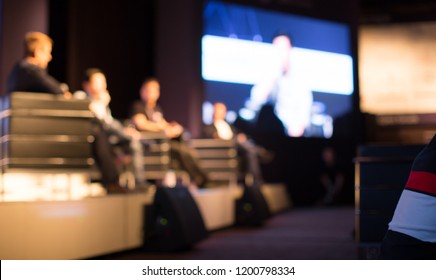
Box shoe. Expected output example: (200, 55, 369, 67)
(106, 183, 128, 194)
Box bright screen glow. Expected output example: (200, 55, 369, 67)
(202, 0, 354, 138)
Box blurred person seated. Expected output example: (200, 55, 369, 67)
(82, 68, 146, 193)
(130, 77, 209, 187)
(319, 146, 345, 205)
(203, 102, 271, 187)
(7, 31, 70, 97)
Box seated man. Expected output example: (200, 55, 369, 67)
(203, 102, 266, 187)
(7, 31, 69, 96)
(130, 77, 209, 187)
(82, 68, 146, 193)
(319, 146, 345, 205)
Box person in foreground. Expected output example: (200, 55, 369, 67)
(83, 68, 147, 193)
(130, 77, 209, 187)
(7, 31, 69, 96)
(379, 135, 436, 259)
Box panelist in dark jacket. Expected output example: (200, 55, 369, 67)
(7, 31, 68, 95)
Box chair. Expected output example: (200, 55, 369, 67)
(188, 138, 238, 187)
(354, 144, 424, 259)
(1, 92, 95, 199)
(140, 131, 189, 186)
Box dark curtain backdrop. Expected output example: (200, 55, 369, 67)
(49, 0, 155, 120)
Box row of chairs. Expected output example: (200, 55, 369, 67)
(134, 132, 239, 187)
(1, 92, 239, 197)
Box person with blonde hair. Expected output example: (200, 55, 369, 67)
(7, 31, 69, 95)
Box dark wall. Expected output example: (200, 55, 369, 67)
(1, 0, 48, 97)
(49, 0, 155, 120)
(154, 0, 204, 137)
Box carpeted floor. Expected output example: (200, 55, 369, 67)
(93, 206, 358, 260)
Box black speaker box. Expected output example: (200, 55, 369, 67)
(144, 185, 208, 251)
(235, 186, 270, 227)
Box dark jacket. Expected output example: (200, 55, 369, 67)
(7, 60, 64, 94)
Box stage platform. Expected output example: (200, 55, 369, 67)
(0, 174, 290, 260)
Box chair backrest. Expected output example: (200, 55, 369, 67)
(1, 92, 94, 172)
(354, 144, 424, 244)
(140, 131, 171, 181)
(189, 138, 238, 186)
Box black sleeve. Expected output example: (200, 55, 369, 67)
(202, 124, 218, 139)
(31, 70, 65, 95)
(130, 100, 145, 117)
(7, 62, 64, 95)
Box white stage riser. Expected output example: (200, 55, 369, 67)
(0, 194, 151, 260)
(0, 184, 290, 259)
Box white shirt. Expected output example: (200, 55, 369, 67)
(214, 120, 234, 140)
(89, 98, 114, 126)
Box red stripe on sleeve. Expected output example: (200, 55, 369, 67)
(406, 171, 436, 196)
